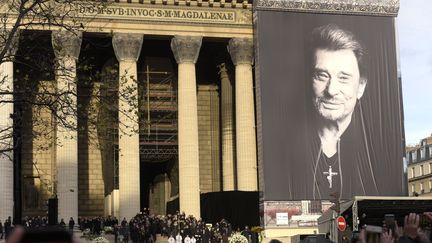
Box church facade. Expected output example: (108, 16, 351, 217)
(0, 0, 256, 222)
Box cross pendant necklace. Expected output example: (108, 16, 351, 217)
(323, 166, 338, 189)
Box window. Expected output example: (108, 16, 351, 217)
(429, 180, 432, 192)
(429, 146, 432, 158)
(411, 167, 416, 178)
(420, 183, 424, 194)
(420, 165, 424, 176)
(429, 163, 432, 174)
(411, 184, 415, 195)
(412, 150, 417, 162)
(421, 148, 425, 160)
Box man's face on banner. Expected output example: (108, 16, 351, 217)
(312, 48, 367, 122)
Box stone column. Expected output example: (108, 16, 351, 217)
(80, 82, 104, 216)
(104, 194, 112, 217)
(171, 36, 202, 217)
(228, 38, 258, 191)
(112, 33, 143, 220)
(52, 30, 82, 222)
(218, 63, 235, 191)
(112, 189, 120, 218)
(0, 30, 19, 221)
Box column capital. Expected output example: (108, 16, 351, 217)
(112, 33, 143, 62)
(52, 30, 82, 60)
(228, 38, 254, 66)
(170, 36, 202, 64)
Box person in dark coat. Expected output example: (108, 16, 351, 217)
(59, 218, 66, 228)
(201, 227, 211, 243)
(121, 224, 129, 243)
(0, 220, 3, 239)
(4, 217, 12, 240)
(68, 217, 75, 232)
(241, 226, 252, 242)
(113, 223, 119, 243)
(151, 218, 158, 242)
(94, 217, 101, 235)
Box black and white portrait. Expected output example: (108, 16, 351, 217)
(308, 24, 369, 199)
(255, 12, 405, 201)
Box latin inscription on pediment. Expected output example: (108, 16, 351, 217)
(78, 5, 252, 25)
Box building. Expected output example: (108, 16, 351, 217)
(407, 135, 432, 197)
(0, 2, 404, 241)
(0, 0, 256, 222)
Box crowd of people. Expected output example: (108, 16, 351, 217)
(0, 211, 255, 243)
(126, 211, 235, 243)
(77, 216, 118, 235)
(354, 212, 432, 243)
(0, 212, 237, 243)
(0, 216, 13, 240)
(1, 211, 431, 242)
(0, 215, 68, 241)
(74, 211, 260, 243)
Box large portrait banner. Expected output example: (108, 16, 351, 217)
(255, 10, 405, 204)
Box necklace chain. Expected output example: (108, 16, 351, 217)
(322, 153, 338, 167)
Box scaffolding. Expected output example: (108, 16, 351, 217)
(106, 65, 178, 191)
(139, 65, 178, 162)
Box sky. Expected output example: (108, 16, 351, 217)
(398, 0, 432, 145)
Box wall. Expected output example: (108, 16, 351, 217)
(21, 81, 57, 216)
(197, 84, 221, 193)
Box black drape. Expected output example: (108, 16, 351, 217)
(166, 191, 259, 229)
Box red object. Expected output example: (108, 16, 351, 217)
(336, 216, 347, 232)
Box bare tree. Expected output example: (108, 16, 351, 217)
(0, 0, 115, 154)
(0, 1, 125, 208)
(0, 1, 152, 210)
